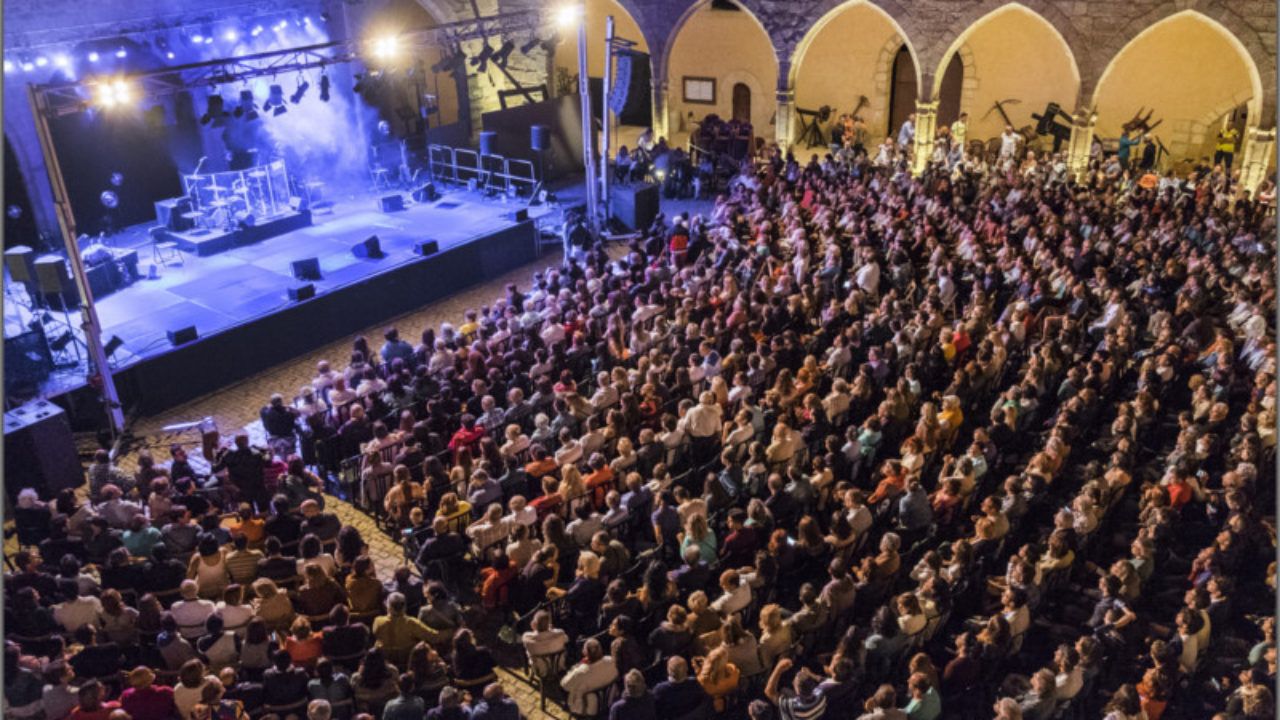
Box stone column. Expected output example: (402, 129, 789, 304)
(651, 76, 669, 140)
(1237, 126, 1275, 194)
(1065, 109, 1097, 183)
(775, 86, 796, 151)
(911, 100, 938, 176)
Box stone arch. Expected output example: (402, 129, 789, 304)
(930, 2, 1083, 103)
(1090, 9, 1265, 161)
(1091, 9, 1265, 122)
(788, 0, 923, 90)
(786, 0, 923, 144)
(662, 0, 778, 141)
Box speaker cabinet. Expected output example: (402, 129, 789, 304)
(378, 195, 405, 213)
(531, 125, 550, 152)
(3, 400, 82, 504)
(167, 326, 198, 346)
(508, 209, 529, 223)
(352, 236, 384, 259)
(479, 131, 497, 156)
(5, 246, 37, 284)
(412, 183, 439, 203)
(414, 240, 440, 256)
(288, 283, 316, 302)
(610, 182, 660, 231)
(291, 258, 321, 281)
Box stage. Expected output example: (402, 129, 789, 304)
(4, 186, 564, 419)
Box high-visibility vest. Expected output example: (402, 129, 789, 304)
(1217, 129, 1239, 153)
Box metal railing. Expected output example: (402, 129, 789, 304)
(428, 144, 537, 196)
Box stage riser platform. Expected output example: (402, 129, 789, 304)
(109, 220, 538, 415)
(163, 210, 313, 256)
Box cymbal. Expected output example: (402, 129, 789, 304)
(247, 171, 268, 178)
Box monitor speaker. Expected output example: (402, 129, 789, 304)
(479, 131, 496, 156)
(3, 400, 83, 503)
(414, 240, 440, 256)
(4, 246, 36, 284)
(378, 194, 405, 213)
(167, 326, 198, 346)
(609, 182, 660, 231)
(412, 183, 439, 203)
(291, 257, 321, 281)
(34, 255, 75, 295)
(352, 235, 384, 259)
(531, 125, 550, 152)
(508, 208, 529, 223)
(288, 283, 316, 302)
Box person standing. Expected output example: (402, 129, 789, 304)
(1215, 124, 1239, 170)
(213, 436, 269, 511)
(950, 113, 968, 159)
(897, 113, 916, 150)
(1116, 129, 1143, 171)
(999, 125, 1021, 164)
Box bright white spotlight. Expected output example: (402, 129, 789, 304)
(115, 48, 127, 58)
(192, 34, 205, 43)
(166, 52, 176, 60)
(555, 5, 583, 28)
(3, 61, 13, 73)
(35, 57, 48, 67)
(224, 30, 239, 42)
(96, 78, 135, 108)
(251, 25, 264, 37)
(88, 52, 100, 62)
(21, 62, 34, 72)
(54, 55, 69, 68)
(372, 35, 400, 61)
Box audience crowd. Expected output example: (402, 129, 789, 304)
(5, 132, 1276, 720)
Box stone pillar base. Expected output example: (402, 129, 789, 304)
(1066, 110, 1097, 183)
(1238, 126, 1276, 194)
(911, 100, 938, 176)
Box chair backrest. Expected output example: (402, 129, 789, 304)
(527, 647, 567, 679)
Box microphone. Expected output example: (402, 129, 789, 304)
(194, 156, 208, 174)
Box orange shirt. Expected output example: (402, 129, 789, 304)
(228, 517, 266, 546)
(283, 632, 324, 668)
(585, 467, 615, 508)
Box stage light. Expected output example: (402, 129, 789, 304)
(21, 62, 34, 72)
(200, 94, 227, 126)
(115, 48, 127, 58)
(88, 52, 100, 62)
(469, 42, 494, 72)
(95, 78, 135, 108)
(192, 34, 205, 43)
(265, 84, 287, 116)
(352, 73, 365, 94)
(290, 78, 309, 104)
(204, 37, 214, 45)
(54, 55, 69, 68)
(491, 40, 515, 69)
(520, 37, 540, 55)
(372, 35, 399, 61)
(224, 30, 239, 42)
(303, 16, 312, 25)
(319, 73, 330, 102)
(556, 5, 583, 29)
(166, 52, 176, 60)
(3, 61, 13, 73)
(251, 25, 264, 37)
(234, 89, 258, 120)
(35, 56, 48, 67)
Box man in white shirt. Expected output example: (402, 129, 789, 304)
(53, 594, 103, 633)
(170, 580, 216, 638)
(999, 125, 1021, 162)
(855, 253, 881, 299)
(96, 486, 143, 529)
(561, 640, 617, 716)
(710, 570, 752, 616)
(897, 113, 916, 149)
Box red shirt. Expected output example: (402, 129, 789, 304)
(121, 685, 176, 720)
(70, 702, 121, 720)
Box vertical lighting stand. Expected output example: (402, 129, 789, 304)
(27, 84, 126, 435)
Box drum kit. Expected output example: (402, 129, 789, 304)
(181, 159, 292, 232)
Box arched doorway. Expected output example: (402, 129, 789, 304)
(665, 0, 777, 145)
(1092, 11, 1262, 163)
(888, 46, 917, 137)
(790, 0, 919, 147)
(732, 83, 751, 123)
(933, 4, 1081, 143)
(936, 55, 963, 127)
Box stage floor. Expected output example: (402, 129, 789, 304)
(5, 186, 563, 402)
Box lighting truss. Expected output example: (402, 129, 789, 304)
(30, 7, 551, 117)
